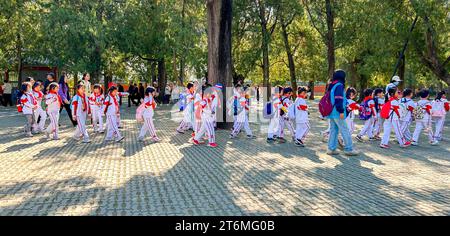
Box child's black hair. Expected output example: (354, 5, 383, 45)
(372, 88, 383, 112)
(186, 82, 194, 90)
(297, 86, 308, 95)
(363, 88, 374, 98)
(387, 87, 397, 98)
(346, 87, 357, 99)
(48, 82, 59, 92)
(418, 89, 430, 98)
(32, 81, 42, 89)
(76, 84, 84, 91)
(436, 91, 446, 101)
(283, 87, 293, 95)
(403, 88, 413, 97)
(145, 86, 156, 96)
(108, 86, 118, 93)
(20, 82, 31, 93)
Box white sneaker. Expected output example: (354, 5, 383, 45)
(411, 141, 418, 146)
(430, 140, 439, 146)
(82, 139, 91, 143)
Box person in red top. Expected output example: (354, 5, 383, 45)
(32, 82, 47, 132)
(356, 89, 377, 142)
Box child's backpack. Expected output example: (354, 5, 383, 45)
(16, 92, 23, 113)
(136, 103, 145, 122)
(413, 105, 425, 120)
(431, 100, 445, 117)
(380, 100, 392, 119)
(398, 101, 409, 119)
(179, 93, 186, 112)
(319, 91, 333, 117)
(263, 101, 274, 119)
(288, 102, 296, 120)
(359, 99, 373, 120)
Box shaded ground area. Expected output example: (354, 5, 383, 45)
(0, 101, 449, 216)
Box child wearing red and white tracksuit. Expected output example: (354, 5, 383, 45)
(177, 83, 195, 133)
(89, 85, 105, 133)
(32, 82, 47, 132)
(72, 84, 91, 143)
(20, 82, 38, 137)
(104, 86, 124, 142)
(267, 86, 282, 143)
(277, 87, 295, 143)
(356, 89, 376, 141)
(372, 89, 385, 139)
(346, 88, 359, 135)
(412, 89, 437, 146)
(192, 90, 203, 138)
(380, 88, 411, 148)
(45, 83, 62, 140)
(431, 91, 449, 142)
(193, 88, 217, 148)
(230, 89, 255, 139)
(399, 89, 416, 142)
(294, 87, 309, 147)
(138, 87, 160, 142)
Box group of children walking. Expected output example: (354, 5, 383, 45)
(17, 79, 449, 150)
(18, 81, 160, 144)
(323, 86, 449, 149)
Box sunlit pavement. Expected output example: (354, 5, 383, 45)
(0, 102, 449, 216)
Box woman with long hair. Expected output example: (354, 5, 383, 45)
(58, 73, 77, 126)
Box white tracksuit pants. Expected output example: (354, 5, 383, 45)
(231, 116, 253, 137)
(106, 114, 122, 140)
(346, 118, 355, 135)
(412, 120, 434, 143)
(33, 107, 47, 131)
(359, 117, 375, 138)
(278, 116, 295, 138)
(46, 111, 59, 138)
(372, 114, 382, 136)
(295, 122, 310, 141)
(91, 107, 104, 132)
(267, 116, 280, 139)
(400, 120, 412, 141)
(139, 117, 158, 139)
(194, 120, 215, 143)
(381, 119, 406, 146)
(74, 112, 89, 141)
(433, 117, 445, 140)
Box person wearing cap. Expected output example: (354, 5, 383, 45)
(386, 76, 402, 97)
(325, 69, 358, 156)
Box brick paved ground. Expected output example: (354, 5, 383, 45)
(0, 101, 449, 216)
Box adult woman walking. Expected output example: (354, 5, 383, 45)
(325, 69, 358, 156)
(58, 74, 77, 127)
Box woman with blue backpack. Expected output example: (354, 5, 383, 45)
(320, 69, 357, 156)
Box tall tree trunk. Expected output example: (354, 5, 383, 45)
(179, 0, 187, 84)
(207, 0, 233, 129)
(17, 33, 23, 86)
(258, 0, 271, 101)
(349, 60, 358, 88)
(325, 0, 335, 81)
(151, 61, 157, 83)
(157, 58, 167, 101)
(308, 80, 315, 100)
(398, 54, 405, 91)
(173, 49, 177, 82)
(280, 22, 297, 96)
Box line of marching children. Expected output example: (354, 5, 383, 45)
(18, 81, 162, 143)
(322, 86, 449, 148)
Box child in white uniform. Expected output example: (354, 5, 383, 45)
(104, 86, 124, 142)
(230, 88, 255, 139)
(412, 89, 437, 146)
(372, 88, 385, 139)
(399, 89, 416, 141)
(294, 86, 310, 147)
(193, 85, 217, 148)
(72, 84, 91, 143)
(89, 84, 105, 133)
(177, 83, 195, 133)
(356, 89, 376, 142)
(432, 91, 449, 141)
(380, 88, 411, 148)
(346, 87, 359, 135)
(45, 83, 61, 140)
(32, 82, 47, 133)
(19, 82, 37, 137)
(138, 87, 160, 142)
(277, 87, 295, 143)
(267, 86, 282, 143)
